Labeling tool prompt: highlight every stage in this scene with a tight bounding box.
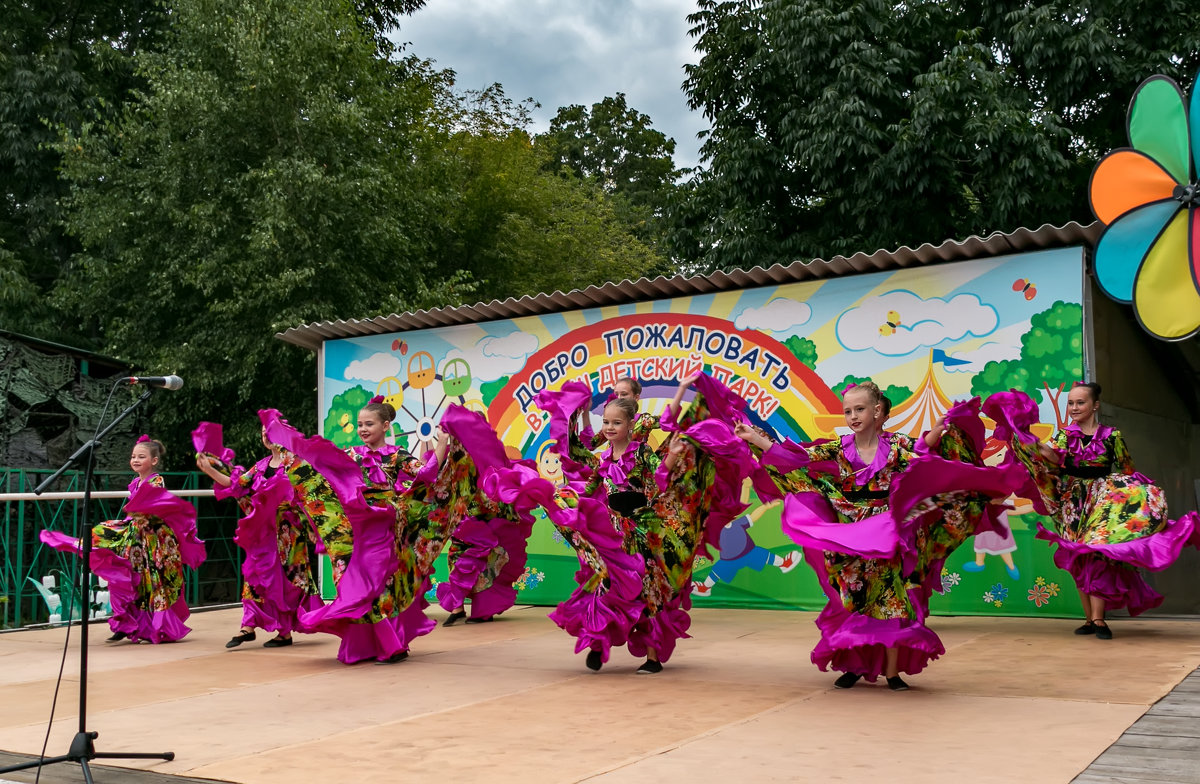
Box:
[1,606,1197,783]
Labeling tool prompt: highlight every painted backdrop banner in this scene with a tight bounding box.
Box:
[318,248,1087,617]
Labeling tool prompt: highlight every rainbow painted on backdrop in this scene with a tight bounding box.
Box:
[487,313,843,457]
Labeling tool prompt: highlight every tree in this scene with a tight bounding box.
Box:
[783,335,818,370]
[675,0,1200,272]
[970,301,1084,429]
[0,1,165,340]
[0,1,427,345]
[55,0,458,459]
[323,386,372,447]
[428,86,663,302]
[52,1,664,461]
[538,94,680,208]
[537,94,681,265]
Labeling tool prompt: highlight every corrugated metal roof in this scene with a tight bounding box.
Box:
[276,221,1103,352]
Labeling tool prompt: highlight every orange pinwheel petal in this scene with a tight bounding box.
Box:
[1089,149,1179,225]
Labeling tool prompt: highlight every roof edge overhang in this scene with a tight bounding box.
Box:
[277,221,1103,352]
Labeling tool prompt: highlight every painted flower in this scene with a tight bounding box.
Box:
[1089,72,1200,341]
[1028,583,1052,607]
[983,590,995,603]
[989,583,1009,603]
[515,567,545,591]
[941,569,961,593]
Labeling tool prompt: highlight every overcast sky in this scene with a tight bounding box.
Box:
[394,0,708,169]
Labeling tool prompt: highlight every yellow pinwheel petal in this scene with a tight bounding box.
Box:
[1133,209,1200,340]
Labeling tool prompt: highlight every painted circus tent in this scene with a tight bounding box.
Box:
[295,240,1099,617]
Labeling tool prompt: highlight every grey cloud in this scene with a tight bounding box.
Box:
[394,0,707,168]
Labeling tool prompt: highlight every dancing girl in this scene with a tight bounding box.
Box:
[985,382,1199,638]
[41,436,205,643]
[194,417,323,650]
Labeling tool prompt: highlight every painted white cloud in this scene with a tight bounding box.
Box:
[345,352,403,382]
[734,298,813,333]
[836,290,998,356]
[446,332,540,383]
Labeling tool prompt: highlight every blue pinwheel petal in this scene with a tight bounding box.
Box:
[1093,200,1180,303]
[1191,70,1200,179]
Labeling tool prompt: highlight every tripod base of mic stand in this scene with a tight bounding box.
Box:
[0,731,174,784]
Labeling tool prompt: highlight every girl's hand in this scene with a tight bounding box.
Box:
[432,426,450,464]
[924,416,946,449]
[734,421,770,449]
[1037,440,1061,464]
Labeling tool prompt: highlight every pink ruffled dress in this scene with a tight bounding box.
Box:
[41,473,205,643]
[984,391,1200,615]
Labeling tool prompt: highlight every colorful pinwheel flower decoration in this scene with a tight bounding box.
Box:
[1089,73,1200,341]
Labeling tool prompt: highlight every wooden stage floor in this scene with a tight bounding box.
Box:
[1,606,1198,783]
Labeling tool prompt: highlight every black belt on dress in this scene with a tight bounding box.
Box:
[842,488,889,501]
[1061,464,1110,479]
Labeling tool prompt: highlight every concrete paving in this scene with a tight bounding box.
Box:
[0,606,1197,783]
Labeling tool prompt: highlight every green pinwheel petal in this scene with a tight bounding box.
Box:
[1094,200,1179,303]
[1129,76,1190,184]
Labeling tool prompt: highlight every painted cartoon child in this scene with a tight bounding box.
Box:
[694,494,799,596]
[962,506,1020,580]
[537,440,565,488]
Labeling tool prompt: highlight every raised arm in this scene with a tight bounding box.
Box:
[734,421,772,451]
[664,374,697,421]
[196,454,233,488]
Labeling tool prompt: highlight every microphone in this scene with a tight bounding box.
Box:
[125,375,184,391]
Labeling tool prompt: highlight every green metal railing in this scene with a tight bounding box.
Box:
[0,469,241,629]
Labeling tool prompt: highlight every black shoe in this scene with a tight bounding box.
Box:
[585,649,603,671]
[834,672,861,689]
[225,630,256,649]
[887,676,910,691]
[1094,622,1113,640]
[374,650,409,665]
[263,636,293,648]
[442,610,466,627]
[636,659,663,674]
[105,632,127,643]
[464,615,494,624]
[1074,621,1096,635]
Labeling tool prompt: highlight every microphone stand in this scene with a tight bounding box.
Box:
[0,385,175,783]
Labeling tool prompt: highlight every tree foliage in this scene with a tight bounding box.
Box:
[536,93,681,267]
[675,0,1200,272]
[0,0,165,338]
[782,335,818,370]
[538,94,680,207]
[970,301,1084,428]
[429,86,661,302]
[55,0,464,456]
[42,0,664,461]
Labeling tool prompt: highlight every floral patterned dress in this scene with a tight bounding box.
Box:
[988,393,1200,615]
[757,398,1020,680]
[41,473,204,643]
[219,455,323,636]
[534,377,744,665]
[264,410,510,663]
